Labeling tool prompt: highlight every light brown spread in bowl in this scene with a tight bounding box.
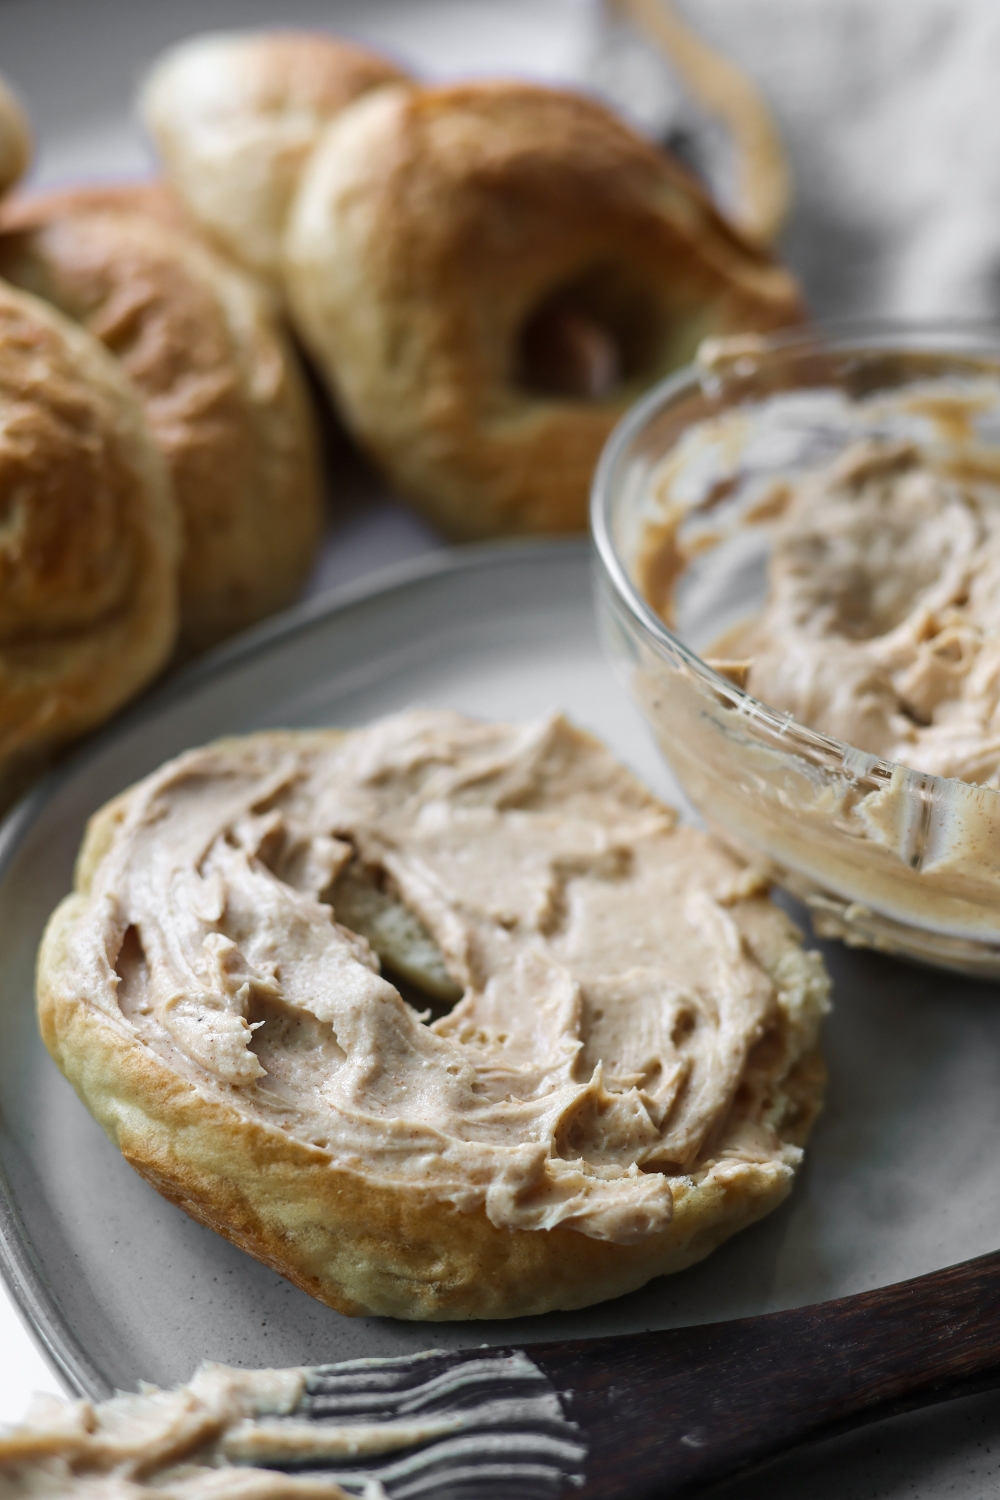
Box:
[713,439,1000,787]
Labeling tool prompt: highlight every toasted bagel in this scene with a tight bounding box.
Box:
[39,711,829,1319]
[0,186,324,653]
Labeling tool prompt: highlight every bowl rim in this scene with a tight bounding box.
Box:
[589,317,1000,796]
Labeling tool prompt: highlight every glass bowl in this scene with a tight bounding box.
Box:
[591,321,1000,978]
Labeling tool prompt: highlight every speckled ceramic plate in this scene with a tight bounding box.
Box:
[2,0,1000,1490]
[2,542,1000,1499]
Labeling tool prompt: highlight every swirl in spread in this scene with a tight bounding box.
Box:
[717,439,1000,787]
[66,712,826,1244]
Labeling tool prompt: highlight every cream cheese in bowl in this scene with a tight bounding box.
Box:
[592,324,1000,976]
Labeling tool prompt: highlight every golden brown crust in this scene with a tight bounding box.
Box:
[39,891,808,1319]
[0,77,30,199]
[227,31,409,115]
[141,31,411,282]
[1,180,194,234]
[0,281,178,804]
[0,186,324,653]
[38,723,828,1321]
[284,81,806,539]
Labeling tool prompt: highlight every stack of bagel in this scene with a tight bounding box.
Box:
[0,74,325,805]
[143,30,805,538]
[0,25,804,804]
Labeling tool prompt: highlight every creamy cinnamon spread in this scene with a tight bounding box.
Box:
[626,376,1000,967]
[60,711,826,1245]
[714,439,1000,787]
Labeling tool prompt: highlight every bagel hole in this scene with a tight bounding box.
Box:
[517,262,666,400]
[326,854,463,1021]
[382,965,457,1024]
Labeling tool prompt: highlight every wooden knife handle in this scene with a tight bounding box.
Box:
[531,1246,1000,1497]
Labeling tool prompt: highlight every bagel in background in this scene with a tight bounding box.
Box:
[0,281,177,806]
[283,82,805,538]
[0,185,325,654]
[2,179,195,232]
[0,77,30,199]
[141,31,411,285]
[38,711,829,1320]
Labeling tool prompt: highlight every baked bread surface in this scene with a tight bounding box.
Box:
[0,280,177,805]
[38,711,829,1320]
[283,81,806,538]
[0,77,30,198]
[141,31,411,282]
[0,186,324,653]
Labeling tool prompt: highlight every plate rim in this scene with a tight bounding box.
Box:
[0,535,591,1398]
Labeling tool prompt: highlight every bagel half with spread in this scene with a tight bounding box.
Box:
[140,31,411,285]
[38,710,829,1320]
[0,185,324,655]
[0,280,177,805]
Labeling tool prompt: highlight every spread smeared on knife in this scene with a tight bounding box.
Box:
[0,1351,586,1498]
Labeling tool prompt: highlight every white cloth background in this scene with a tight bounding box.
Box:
[596,0,1000,321]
